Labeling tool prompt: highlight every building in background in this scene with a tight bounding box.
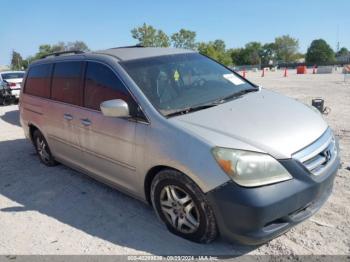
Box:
[337,54,350,63]
[0,65,10,72]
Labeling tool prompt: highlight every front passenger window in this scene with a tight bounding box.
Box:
[84,62,135,112]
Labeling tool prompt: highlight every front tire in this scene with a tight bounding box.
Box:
[151,169,218,243]
[33,130,57,166]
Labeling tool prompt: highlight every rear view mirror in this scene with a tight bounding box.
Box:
[100,99,129,117]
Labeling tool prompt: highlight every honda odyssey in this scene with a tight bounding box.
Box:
[19,47,340,244]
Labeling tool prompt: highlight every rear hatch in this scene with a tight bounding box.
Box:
[5,78,22,90]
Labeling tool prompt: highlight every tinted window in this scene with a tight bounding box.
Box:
[25,64,52,98]
[2,72,25,80]
[51,62,83,105]
[84,62,132,111]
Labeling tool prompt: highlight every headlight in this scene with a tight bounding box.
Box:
[212,147,292,187]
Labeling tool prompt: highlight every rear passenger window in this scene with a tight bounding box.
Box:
[84,62,132,111]
[51,62,83,105]
[25,64,52,98]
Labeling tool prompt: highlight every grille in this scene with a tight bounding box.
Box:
[292,128,337,176]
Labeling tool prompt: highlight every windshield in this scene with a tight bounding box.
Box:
[1,72,24,80]
[121,53,256,116]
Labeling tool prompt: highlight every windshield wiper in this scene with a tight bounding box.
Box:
[216,88,258,103]
[164,88,258,117]
[164,103,218,117]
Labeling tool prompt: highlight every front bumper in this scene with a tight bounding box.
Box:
[206,157,340,245]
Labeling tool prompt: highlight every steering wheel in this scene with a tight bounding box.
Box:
[191,78,206,88]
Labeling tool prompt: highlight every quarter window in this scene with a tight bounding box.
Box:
[51,61,83,105]
[25,64,52,98]
[84,62,132,111]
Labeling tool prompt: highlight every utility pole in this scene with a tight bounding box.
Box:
[336,25,340,53]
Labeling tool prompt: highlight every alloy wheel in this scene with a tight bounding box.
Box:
[160,185,200,234]
[36,137,50,164]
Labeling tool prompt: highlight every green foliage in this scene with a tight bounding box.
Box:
[66,41,90,52]
[294,52,305,61]
[10,50,26,70]
[336,47,349,57]
[228,48,242,65]
[198,40,232,66]
[229,42,262,65]
[274,35,299,62]
[171,29,197,49]
[131,23,170,47]
[129,24,303,66]
[260,43,276,65]
[21,41,90,67]
[306,39,335,64]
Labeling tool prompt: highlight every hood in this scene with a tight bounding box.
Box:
[171,89,328,159]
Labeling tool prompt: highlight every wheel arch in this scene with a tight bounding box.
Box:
[144,165,188,205]
[28,123,40,142]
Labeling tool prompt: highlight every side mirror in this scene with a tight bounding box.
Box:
[100,99,129,118]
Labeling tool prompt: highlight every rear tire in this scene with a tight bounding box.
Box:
[33,130,58,166]
[151,169,218,243]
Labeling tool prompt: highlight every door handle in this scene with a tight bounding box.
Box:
[80,118,91,126]
[64,113,73,121]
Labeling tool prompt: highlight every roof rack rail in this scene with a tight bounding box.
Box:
[109,44,145,49]
[41,50,85,59]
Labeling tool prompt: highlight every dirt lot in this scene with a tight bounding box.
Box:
[0,70,349,256]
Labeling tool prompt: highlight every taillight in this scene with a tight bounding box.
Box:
[9,82,16,87]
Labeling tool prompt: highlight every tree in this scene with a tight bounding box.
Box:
[260,43,276,65]
[228,48,242,65]
[306,39,335,64]
[198,40,232,66]
[24,41,90,66]
[131,23,170,47]
[66,41,90,52]
[171,29,197,49]
[212,39,226,53]
[154,30,170,48]
[11,50,24,70]
[198,42,220,62]
[245,42,262,65]
[231,42,262,65]
[51,42,66,53]
[274,35,299,62]
[336,47,349,57]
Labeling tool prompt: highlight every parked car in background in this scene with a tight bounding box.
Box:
[19,47,340,245]
[0,80,16,105]
[0,71,25,102]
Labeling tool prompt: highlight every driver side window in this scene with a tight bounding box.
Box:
[84,62,132,111]
[84,62,146,120]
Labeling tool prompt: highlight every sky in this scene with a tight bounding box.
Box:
[1,0,349,65]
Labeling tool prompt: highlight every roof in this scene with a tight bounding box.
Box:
[94,47,195,61]
[31,47,197,66]
[0,70,25,74]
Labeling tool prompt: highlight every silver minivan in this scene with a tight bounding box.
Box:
[19,47,340,244]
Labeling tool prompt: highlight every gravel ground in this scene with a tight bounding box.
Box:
[0,70,349,256]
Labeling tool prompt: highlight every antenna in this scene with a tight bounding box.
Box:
[336,25,340,52]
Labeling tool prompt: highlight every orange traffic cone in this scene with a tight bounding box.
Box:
[284,67,288,77]
[242,67,246,78]
[312,65,316,74]
[261,68,265,77]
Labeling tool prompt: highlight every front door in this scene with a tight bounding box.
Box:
[76,62,138,192]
